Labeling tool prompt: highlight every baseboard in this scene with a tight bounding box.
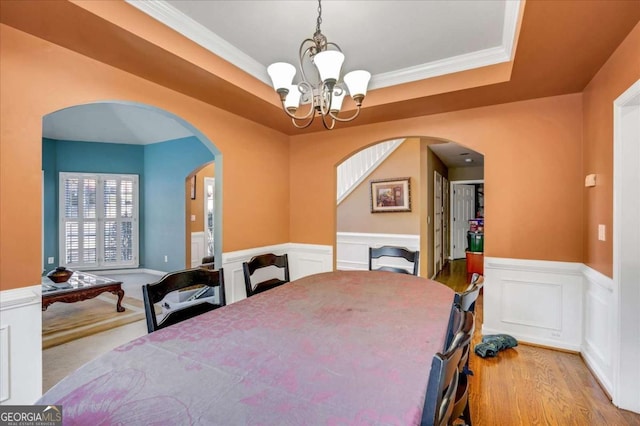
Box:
[91,268,166,276]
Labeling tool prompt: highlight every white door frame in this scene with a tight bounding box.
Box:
[612,79,640,412]
[434,171,443,274]
[204,177,215,257]
[450,180,483,259]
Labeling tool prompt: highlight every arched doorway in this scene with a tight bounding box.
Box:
[42,101,223,273]
[335,136,484,284]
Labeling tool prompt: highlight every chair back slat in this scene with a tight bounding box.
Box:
[142,268,225,333]
[243,253,290,297]
[368,246,420,276]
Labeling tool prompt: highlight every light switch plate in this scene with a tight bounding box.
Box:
[598,224,606,241]
[190,215,196,222]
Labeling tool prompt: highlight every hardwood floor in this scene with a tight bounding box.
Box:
[435,260,640,426]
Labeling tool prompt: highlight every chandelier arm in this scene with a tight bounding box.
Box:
[325,41,343,52]
[317,82,333,117]
[320,114,337,130]
[291,115,316,129]
[299,40,317,84]
[328,105,362,122]
[280,102,314,121]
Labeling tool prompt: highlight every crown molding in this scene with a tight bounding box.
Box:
[125,0,270,84]
[127,0,521,91]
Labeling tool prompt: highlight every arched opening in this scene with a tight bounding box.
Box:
[335,136,484,288]
[185,161,215,268]
[42,101,222,275]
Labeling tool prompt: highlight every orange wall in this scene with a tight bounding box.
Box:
[582,22,640,278]
[0,24,290,291]
[290,94,584,264]
[337,138,421,234]
[189,163,215,234]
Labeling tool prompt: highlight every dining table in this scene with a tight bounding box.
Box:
[38,270,455,425]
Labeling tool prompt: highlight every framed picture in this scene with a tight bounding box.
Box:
[370,177,411,213]
[190,175,197,200]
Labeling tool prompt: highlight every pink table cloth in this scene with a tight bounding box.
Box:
[38,270,454,425]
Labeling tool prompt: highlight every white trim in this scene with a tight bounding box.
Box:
[482,257,583,352]
[337,139,405,204]
[370,46,510,90]
[0,325,9,402]
[191,231,206,268]
[612,79,640,412]
[581,264,614,396]
[91,268,167,276]
[0,285,41,310]
[59,172,139,270]
[221,243,333,304]
[125,0,268,84]
[126,0,520,91]
[0,286,42,404]
[336,232,420,272]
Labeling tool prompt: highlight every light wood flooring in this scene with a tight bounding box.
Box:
[435,260,640,426]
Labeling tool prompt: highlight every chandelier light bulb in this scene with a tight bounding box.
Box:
[267,62,296,93]
[267,0,370,129]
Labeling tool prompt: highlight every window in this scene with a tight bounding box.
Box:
[59,172,139,269]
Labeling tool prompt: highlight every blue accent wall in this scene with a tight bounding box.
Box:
[143,137,214,271]
[42,136,213,272]
[42,139,145,271]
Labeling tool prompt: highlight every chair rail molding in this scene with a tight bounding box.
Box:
[0,285,42,405]
[482,257,583,352]
[336,232,420,272]
[222,243,332,304]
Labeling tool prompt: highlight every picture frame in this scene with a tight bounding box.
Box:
[370,177,411,213]
[190,175,197,200]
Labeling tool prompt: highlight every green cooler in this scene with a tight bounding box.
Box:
[467,231,484,252]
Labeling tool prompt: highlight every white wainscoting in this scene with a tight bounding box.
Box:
[582,265,615,396]
[221,243,333,304]
[336,232,420,272]
[190,231,206,267]
[482,257,584,352]
[0,285,42,405]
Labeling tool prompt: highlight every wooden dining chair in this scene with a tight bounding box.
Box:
[443,302,464,352]
[368,245,420,276]
[142,267,226,333]
[242,253,290,297]
[454,274,484,313]
[448,310,476,426]
[421,335,464,426]
[199,255,215,270]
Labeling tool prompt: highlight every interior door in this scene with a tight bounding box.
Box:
[452,184,475,259]
[434,171,443,274]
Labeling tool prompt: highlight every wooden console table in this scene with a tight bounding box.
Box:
[42,271,125,312]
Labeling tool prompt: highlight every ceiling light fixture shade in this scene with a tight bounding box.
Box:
[267,0,370,130]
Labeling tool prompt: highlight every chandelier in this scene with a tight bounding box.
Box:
[267,0,371,130]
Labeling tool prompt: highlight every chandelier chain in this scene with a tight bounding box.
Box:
[316,0,322,34]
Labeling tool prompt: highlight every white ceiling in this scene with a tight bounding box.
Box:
[429,142,484,168]
[128,0,519,90]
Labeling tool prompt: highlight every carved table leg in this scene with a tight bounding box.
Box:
[113,288,126,312]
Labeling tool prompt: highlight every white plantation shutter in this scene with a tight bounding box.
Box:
[60,173,138,269]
